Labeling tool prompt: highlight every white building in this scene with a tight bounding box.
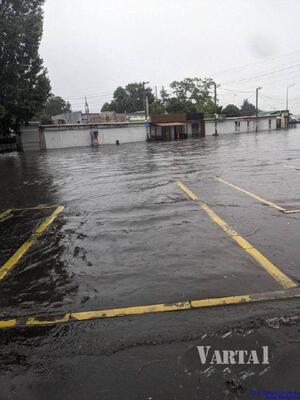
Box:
[205,115,277,136]
[19,122,147,151]
[19,115,280,152]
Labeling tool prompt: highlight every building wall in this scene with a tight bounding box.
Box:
[52,111,83,125]
[186,121,205,137]
[42,124,147,149]
[205,117,277,136]
[19,125,41,151]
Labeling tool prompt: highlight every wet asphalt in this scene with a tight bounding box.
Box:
[0,127,300,399]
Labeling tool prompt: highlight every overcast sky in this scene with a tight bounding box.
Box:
[40,0,300,113]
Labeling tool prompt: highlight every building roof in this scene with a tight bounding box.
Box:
[257,110,288,117]
[154,122,186,127]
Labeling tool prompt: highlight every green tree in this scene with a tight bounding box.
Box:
[164,77,216,116]
[44,95,71,117]
[240,98,256,116]
[0,0,51,136]
[101,82,155,113]
[160,87,170,105]
[166,98,197,113]
[222,104,241,117]
[101,102,112,112]
[150,100,165,115]
[34,95,71,124]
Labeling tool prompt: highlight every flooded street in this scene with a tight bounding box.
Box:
[0,128,300,399]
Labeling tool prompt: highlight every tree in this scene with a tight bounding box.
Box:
[222,104,241,117]
[240,98,256,116]
[150,100,165,115]
[164,77,216,116]
[165,98,197,113]
[102,78,218,116]
[101,83,155,114]
[34,95,71,124]
[0,0,51,136]
[44,95,71,117]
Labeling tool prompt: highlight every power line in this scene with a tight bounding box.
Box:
[212,47,300,78]
[222,62,300,85]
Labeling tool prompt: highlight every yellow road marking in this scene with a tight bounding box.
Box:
[12,205,59,211]
[0,209,12,221]
[0,288,299,329]
[284,209,300,214]
[177,180,199,201]
[26,314,70,326]
[0,319,17,329]
[0,206,64,281]
[284,164,300,171]
[72,301,191,321]
[176,180,297,289]
[34,206,64,235]
[215,177,286,212]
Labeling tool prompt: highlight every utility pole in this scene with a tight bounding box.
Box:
[85,96,89,114]
[142,81,150,140]
[286,84,295,128]
[255,87,262,133]
[286,84,295,111]
[145,96,150,120]
[213,82,220,136]
[142,81,150,119]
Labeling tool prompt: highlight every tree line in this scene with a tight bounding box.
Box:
[102,78,221,116]
[102,80,257,118]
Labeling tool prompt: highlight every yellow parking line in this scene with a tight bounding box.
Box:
[0,206,64,281]
[284,164,300,171]
[0,288,299,329]
[27,314,71,326]
[34,206,64,235]
[215,177,286,212]
[283,209,300,214]
[176,180,297,289]
[72,301,191,321]
[0,319,17,329]
[12,205,59,211]
[0,209,12,221]
[177,180,199,201]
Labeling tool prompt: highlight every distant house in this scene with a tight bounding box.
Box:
[150,112,205,141]
[127,111,147,122]
[52,111,83,125]
[257,110,289,129]
[52,111,127,125]
[82,112,127,124]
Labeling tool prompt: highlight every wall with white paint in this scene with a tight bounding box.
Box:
[41,123,147,149]
[205,117,277,136]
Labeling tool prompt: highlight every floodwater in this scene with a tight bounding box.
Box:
[0,127,300,319]
[1,128,300,400]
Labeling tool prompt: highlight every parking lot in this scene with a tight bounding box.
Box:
[0,128,300,399]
